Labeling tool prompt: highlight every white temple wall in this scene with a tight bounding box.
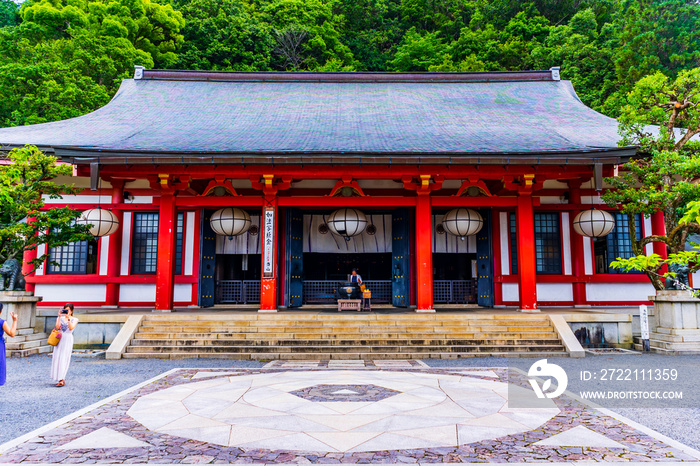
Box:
[35,284,107,302]
[586,283,656,302]
[500,283,574,303]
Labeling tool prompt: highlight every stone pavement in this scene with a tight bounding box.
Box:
[1,363,699,464]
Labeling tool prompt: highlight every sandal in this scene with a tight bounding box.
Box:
[56,380,65,387]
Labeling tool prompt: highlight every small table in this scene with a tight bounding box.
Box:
[362,290,372,311]
[337,299,362,312]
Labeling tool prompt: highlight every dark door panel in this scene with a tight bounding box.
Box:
[392,208,410,307]
[286,208,304,307]
[199,209,216,307]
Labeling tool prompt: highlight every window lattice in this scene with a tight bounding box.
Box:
[595,213,642,274]
[131,213,159,275]
[509,213,518,274]
[511,213,562,274]
[47,238,97,275]
[174,213,184,275]
[534,213,562,274]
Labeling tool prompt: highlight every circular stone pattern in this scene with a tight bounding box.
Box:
[127,370,559,453]
[290,384,401,402]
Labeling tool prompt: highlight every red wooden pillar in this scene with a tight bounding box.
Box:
[105,181,124,306]
[415,194,434,312]
[21,216,37,293]
[651,211,667,258]
[155,192,177,311]
[568,182,587,305]
[260,197,278,312]
[516,193,538,311]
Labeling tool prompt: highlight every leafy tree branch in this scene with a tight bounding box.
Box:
[0,145,92,273]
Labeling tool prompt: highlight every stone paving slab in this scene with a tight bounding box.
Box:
[262,360,429,369]
[1,366,699,464]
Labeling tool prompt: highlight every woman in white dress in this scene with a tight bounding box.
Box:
[51,303,78,387]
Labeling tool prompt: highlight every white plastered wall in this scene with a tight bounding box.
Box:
[119,284,192,303]
[35,284,107,302]
[586,283,655,302]
[500,283,573,303]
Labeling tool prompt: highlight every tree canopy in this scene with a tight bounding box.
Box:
[603,68,700,289]
[0,0,19,27]
[0,0,699,127]
[0,0,183,127]
[0,145,92,273]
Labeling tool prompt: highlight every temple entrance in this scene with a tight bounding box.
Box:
[199,209,262,307]
[432,209,493,306]
[302,253,392,304]
[285,209,405,307]
[215,254,261,304]
[433,253,478,304]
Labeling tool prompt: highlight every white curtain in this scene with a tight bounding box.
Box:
[432,214,477,253]
[215,215,261,254]
[303,214,392,253]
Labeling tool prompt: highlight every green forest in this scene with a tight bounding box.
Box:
[0,0,699,128]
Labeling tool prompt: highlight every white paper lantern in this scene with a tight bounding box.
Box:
[442,208,483,238]
[326,208,368,240]
[573,209,615,238]
[77,208,119,237]
[210,207,251,238]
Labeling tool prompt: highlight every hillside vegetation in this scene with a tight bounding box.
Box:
[0,0,698,126]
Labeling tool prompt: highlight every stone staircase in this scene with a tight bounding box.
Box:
[5,330,53,357]
[633,334,700,355]
[123,313,568,359]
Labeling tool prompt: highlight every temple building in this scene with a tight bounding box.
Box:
[0,67,658,312]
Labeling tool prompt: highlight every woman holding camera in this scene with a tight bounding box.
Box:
[1,303,18,386]
[51,303,78,387]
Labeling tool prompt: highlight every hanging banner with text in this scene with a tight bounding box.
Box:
[262,206,275,278]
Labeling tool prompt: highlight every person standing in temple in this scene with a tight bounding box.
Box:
[350,268,362,285]
[1,303,18,386]
[51,303,79,387]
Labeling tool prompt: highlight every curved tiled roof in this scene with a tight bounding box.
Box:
[0,69,634,165]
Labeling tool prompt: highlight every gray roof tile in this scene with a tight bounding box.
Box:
[0,72,626,163]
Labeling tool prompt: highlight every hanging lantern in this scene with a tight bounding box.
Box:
[77,208,119,237]
[210,207,251,238]
[442,208,483,238]
[572,208,615,238]
[326,208,368,240]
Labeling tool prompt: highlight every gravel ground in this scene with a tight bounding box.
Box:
[0,355,264,444]
[1,354,698,454]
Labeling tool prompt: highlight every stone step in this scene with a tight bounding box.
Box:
[125,344,565,354]
[133,331,559,340]
[633,342,700,355]
[137,323,555,331]
[140,316,551,323]
[632,334,700,350]
[5,333,50,351]
[142,314,551,322]
[130,338,562,347]
[135,325,555,334]
[654,340,700,351]
[141,316,552,323]
[122,351,569,360]
[127,314,564,360]
[6,345,53,358]
[6,339,44,350]
[647,332,700,343]
[6,332,50,343]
